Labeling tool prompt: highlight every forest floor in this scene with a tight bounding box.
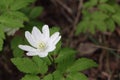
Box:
[0,0,120,80]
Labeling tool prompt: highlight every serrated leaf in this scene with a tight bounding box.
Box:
[93,20,107,32]
[10,0,35,10]
[11,36,25,57]
[75,20,89,35]
[43,71,63,80]
[0,26,5,39]
[55,48,76,73]
[7,11,29,21]
[43,74,53,80]
[0,38,3,51]
[67,58,98,72]
[32,56,48,74]
[66,72,88,80]
[0,0,14,11]
[29,6,43,19]
[0,15,24,28]
[11,57,40,74]
[99,0,108,3]
[83,0,98,8]
[89,21,95,34]
[106,19,115,32]
[112,13,120,25]
[21,74,40,80]
[52,71,63,80]
[55,47,76,63]
[0,25,5,51]
[98,4,115,13]
[91,11,108,20]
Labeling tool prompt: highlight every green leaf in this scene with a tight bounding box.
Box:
[21,74,40,80]
[67,58,98,72]
[66,72,88,80]
[106,19,115,32]
[52,71,63,80]
[11,36,25,57]
[11,57,40,74]
[99,0,108,3]
[43,74,53,80]
[29,6,43,19]
[83,0,98,8]
[10,0,35,10]
[91,11,108,20]
[75,20,89,35]
[0,26,5,39]
[43,71,63,80]
[89,21,95,34]
[56,48,76,73]
[0,15,24,28]
[98,4,115,13]
[0,38,3,51]
[112,13,120,25]
[32,56,48,74]
[0,26,5,51]
[93,20,107,32]
[0,0,14,11]
[55,47,76,63]
[7,11,29,21]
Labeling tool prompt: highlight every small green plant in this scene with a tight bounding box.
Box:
[0,0,36,51]
[76,0,120,34]
[11,25,98,80]
[0,0,99,80]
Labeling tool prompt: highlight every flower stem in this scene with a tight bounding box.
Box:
[48,55,53,64]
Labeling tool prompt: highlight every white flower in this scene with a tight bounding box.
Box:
[18,25,61,57]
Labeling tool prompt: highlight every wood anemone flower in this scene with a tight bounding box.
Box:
[18,25,61,57]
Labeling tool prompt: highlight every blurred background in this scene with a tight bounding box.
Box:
[0,0,120,80]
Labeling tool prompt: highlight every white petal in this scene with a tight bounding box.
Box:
[38,52,48,57]
[50,32,60,42]
[42,25,49,38]
[18,45,36,52]
[26,51,38,56]
[25,31,37,47]
[54,36,61,45]
[47,45,56,52]
[32,26,43,41]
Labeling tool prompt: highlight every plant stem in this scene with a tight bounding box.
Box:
[48,55,53,64]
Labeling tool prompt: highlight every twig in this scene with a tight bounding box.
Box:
[93,45,120,51]
[73,0,83,27]
[62,10,73,23]
[69,0,83,46]
[72,0,83,35]
[55,0,72,15]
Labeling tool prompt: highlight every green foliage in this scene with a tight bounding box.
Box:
[0,27,5,51]
[10,0,35,10]
[66,72,88,80]
[0,0,35,51]
[11,36,25,57]
[76,0,120,35]
[32,56,48,74]
[67,58,98,72]
[43,74,53,80]
[21,74,40,80]
[7,1,98,79]
[29,6,43,19]
[55,48,76,73]
[11,57,41,74]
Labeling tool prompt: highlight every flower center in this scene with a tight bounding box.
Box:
[38,41,47,51]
